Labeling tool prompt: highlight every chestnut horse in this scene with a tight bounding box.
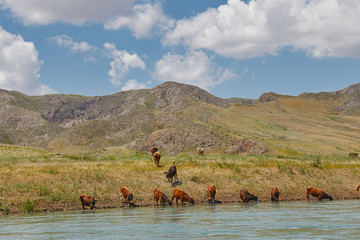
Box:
[150,146,161,167]
[207,185,216,204]
[120,187,135,207]
[270,187,280,202]
[172,188,195,206]
[306,186,333,201]
[153,189,172,206]
[80,194,96,210]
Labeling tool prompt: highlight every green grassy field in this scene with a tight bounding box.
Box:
[0,144,359,214]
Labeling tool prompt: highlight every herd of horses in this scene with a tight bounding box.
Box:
[79,147,360,210]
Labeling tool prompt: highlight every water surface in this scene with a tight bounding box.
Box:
[0,200,359,239]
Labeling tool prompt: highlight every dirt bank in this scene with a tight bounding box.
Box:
[0,154,359,214]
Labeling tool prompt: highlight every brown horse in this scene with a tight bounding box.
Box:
[150,146,158,153]
[150,146,161,167]
[349,152,358,157]
[270,187,280,202]
[172,188,195,206]
[240,189,258,203]
[306,186,333,201]
[207,185,216,203]
[164,161,178,182]
[357,184,360,191]
[153,189,172,206]
[120,187,135,207]
[80,194,96,210]
[197,148,205,156]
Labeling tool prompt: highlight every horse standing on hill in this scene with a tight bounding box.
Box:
[197,148,205,156]
[164,161,178,183]
[150,146,161,167]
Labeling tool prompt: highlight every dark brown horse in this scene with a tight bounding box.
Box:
[164,161,178,182]
[240,189,258,203]
[349,152,358,157]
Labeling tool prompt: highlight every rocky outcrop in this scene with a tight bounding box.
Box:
[335,83,360,115]
[257,92,277,103]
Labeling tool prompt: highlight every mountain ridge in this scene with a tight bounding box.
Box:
[0,81,359,155]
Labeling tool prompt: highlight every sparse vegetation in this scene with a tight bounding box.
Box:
[0,203,10,214]
[0,145,359,214]
[312,156,322,169]
[22,200,34,214]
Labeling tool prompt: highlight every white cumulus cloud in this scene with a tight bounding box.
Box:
[48,35,96,53]
[104,42,146,86]
[164,0,360,59]
[105,1,174,38]
[0,26,56,95]
[121,79,148,91]
[0,0,134,25]
[153,50,235,90]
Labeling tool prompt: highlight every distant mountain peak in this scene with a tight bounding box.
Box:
[336,82,360,115]
[152,81,234,108]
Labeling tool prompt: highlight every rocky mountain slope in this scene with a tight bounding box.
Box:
[0,82,359,155]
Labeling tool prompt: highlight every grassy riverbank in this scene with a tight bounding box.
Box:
[0,144,359,214]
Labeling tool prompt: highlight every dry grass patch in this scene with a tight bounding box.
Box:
[0,152,359,214]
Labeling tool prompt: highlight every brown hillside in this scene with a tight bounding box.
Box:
[0,81,359,155]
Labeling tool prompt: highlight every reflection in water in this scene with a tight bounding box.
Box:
[0,200,359,239]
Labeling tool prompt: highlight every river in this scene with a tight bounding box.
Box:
[0,200,359,239]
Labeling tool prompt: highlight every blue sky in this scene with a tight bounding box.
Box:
[0,0,360,99]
